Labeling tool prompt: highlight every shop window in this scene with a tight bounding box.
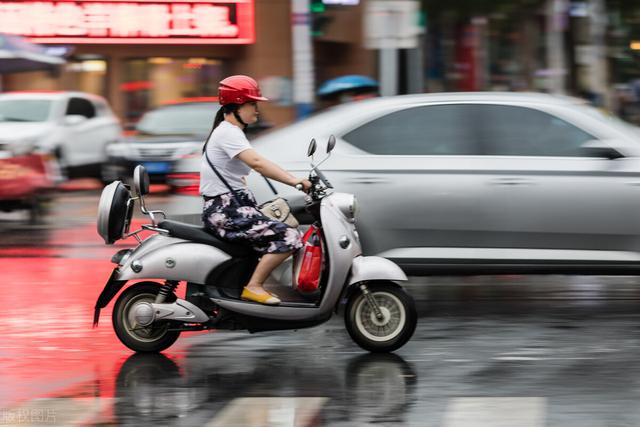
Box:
[122,58,222,124]
[65,59,107,98]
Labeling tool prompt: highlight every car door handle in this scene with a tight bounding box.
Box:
[346,177,390,185]
[626,181,640,186]
[489,177,535,186]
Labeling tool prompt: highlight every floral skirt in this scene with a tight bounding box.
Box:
[202,189,303,255]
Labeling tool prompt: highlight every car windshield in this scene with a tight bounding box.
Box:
[136,103,216,135]
[0,99,52,122]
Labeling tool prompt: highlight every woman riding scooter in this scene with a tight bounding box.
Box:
[201,75,311,305]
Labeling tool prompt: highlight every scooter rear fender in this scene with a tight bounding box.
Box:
[116,234,232,282]
[93,234,232,327]
[93,267,126,327]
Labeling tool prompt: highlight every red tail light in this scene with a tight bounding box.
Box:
[168,172,200,196]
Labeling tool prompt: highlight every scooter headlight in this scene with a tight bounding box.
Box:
[338,195,357,222]
[350,195,358,220]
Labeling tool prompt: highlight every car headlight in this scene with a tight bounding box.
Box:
[350,196,358,220]
[7,137,39,156]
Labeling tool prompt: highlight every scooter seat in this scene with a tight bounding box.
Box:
[158,220,256,257]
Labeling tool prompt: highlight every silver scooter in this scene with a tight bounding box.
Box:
[93,136,417,353]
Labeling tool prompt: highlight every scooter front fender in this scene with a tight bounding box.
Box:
[334,256,408,315]
[347,255,408,286]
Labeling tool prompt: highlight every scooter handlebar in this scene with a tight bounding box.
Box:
[313,167,333,189]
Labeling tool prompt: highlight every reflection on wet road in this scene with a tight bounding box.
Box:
[4,186,640,426]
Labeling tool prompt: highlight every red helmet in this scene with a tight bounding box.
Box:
[218,75,268,106]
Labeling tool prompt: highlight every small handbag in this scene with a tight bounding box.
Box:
[204,144,299,228]
[258,197,299,228]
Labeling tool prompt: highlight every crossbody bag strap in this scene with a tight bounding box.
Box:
[203,139,246,207]
[262,175,278,195]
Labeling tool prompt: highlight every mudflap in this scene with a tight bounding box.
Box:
[93,268,126,327]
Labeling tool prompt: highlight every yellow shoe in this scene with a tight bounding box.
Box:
[241,288,281,305]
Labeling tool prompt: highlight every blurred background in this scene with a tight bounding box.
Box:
[5,1,640,425]
[2,0,640,126]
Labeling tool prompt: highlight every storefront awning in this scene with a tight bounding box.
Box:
[0,33,65,74]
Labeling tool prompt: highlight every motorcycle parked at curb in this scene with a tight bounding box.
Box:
[93,136,417,353]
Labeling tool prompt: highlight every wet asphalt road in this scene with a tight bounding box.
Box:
[3,184,640,426]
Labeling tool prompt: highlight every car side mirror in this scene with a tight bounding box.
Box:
[64,115,87,126]
[581,140,625,160]
[133,165,150,196]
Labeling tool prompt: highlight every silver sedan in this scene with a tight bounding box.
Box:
[170,92,640,275]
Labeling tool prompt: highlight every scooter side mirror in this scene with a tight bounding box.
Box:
[327,135,336,153]
[133,165,150,197]
[307,138,317,157]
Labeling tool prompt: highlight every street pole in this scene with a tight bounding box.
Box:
[546,0,567,94]
[406,10,426,94]
[588,0,609,108]
[406,45,423,94]
[380,48,399,96]
[291,0,315,119]
[366,1,421,97]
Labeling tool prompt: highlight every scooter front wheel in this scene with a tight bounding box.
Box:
[345,282,417,353]
[112,282,181,353]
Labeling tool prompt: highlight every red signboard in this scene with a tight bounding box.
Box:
[0,0,254,44]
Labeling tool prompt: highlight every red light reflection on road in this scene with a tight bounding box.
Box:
[0,228,194,409]
[0,185,205,410]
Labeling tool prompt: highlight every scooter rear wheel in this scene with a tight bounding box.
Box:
[113,282,181,353]
[345,282,417,353]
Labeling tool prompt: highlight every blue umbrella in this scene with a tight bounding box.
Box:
[0,33,65,74]
[317,75,379,98]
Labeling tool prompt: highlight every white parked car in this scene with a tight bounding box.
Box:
[0,91,122,180]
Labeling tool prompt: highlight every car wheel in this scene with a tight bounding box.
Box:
[54,148,69,181]
[26,193,49,225]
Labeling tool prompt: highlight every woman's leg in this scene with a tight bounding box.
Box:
[245,251,291,293]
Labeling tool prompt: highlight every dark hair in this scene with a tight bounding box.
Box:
[213,103,240,130]
[203,104,241,153]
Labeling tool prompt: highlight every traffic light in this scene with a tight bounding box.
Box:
[310,0,331,37]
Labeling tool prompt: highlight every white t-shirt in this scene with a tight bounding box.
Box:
[199,121,252,197]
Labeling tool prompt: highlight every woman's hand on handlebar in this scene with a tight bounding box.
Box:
[295,179,312,193]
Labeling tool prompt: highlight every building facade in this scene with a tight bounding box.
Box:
[3,0,640,125]
[1,0,302,127]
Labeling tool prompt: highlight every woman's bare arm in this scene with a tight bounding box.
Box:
[237,149,300,186]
